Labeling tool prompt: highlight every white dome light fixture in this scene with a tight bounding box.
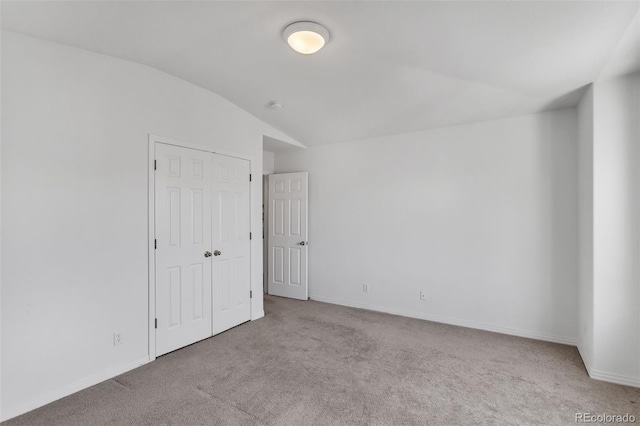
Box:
[283,21,330,55]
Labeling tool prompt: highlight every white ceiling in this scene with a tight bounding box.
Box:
[2,1,639,146]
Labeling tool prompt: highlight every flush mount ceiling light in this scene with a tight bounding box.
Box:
[283,21,330,55]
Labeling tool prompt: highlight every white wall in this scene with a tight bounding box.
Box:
[262,151,275,292]
[263,150,275,175]
[0,28,3,424]
[0,31,296,420]
[591,72,640,385]
[275,109,579,344]
[577,85,594,369]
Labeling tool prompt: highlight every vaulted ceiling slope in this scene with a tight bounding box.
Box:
[2,1,639,146]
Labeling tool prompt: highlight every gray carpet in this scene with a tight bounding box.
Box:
[4,295,639,425]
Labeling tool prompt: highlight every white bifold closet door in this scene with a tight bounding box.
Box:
[155,143,250,356]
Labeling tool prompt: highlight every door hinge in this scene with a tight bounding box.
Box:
[249,174,252,182]
[155,239,157,249]
[155,318,158,329]
[249,232,252,240]
[250,290,253,299]
[154,160,157,170]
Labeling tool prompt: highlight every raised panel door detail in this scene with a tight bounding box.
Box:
[220,165,229,183]
[219,259,230,311]
[168,266,181,328]
[191,159,203,179]
[234,166,243,184]
[290,180,301,192]
[289,248,301,286]
[219,191,230,242]
[274,199,285,236]
[274,180,285,193]
[192,263,204,320]
[168,188,181,247]
[234,192,242,241]
[230,257,239,310]
[290,198,301,236]
[168,156,181,177]
[235,257,245,307]
[273,246,284,284]
[191,189,203,245]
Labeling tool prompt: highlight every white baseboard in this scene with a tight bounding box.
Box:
[309,294,577,346]
[1,355,150,422]
[588,368,640,388]
[577,343,592,373]
[577,345,640,388]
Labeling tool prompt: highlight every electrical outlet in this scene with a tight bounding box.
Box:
[420,290,427,301]
[362,283,369,293]
[113,332,123,346]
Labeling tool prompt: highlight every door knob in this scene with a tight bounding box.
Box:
[213,250,222,256]
[204,251,212,258]
[299,241,308,246]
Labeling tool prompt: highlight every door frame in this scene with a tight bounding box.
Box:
[147,134,255,361]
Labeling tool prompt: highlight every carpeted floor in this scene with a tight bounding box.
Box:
[4,295,639,425]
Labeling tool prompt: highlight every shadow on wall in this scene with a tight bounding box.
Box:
[537,109,579,338]
[541,86,589,111]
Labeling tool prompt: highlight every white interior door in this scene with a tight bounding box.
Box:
[155,143,212,356]
[212,154,252,334]
[268,172,308,300]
